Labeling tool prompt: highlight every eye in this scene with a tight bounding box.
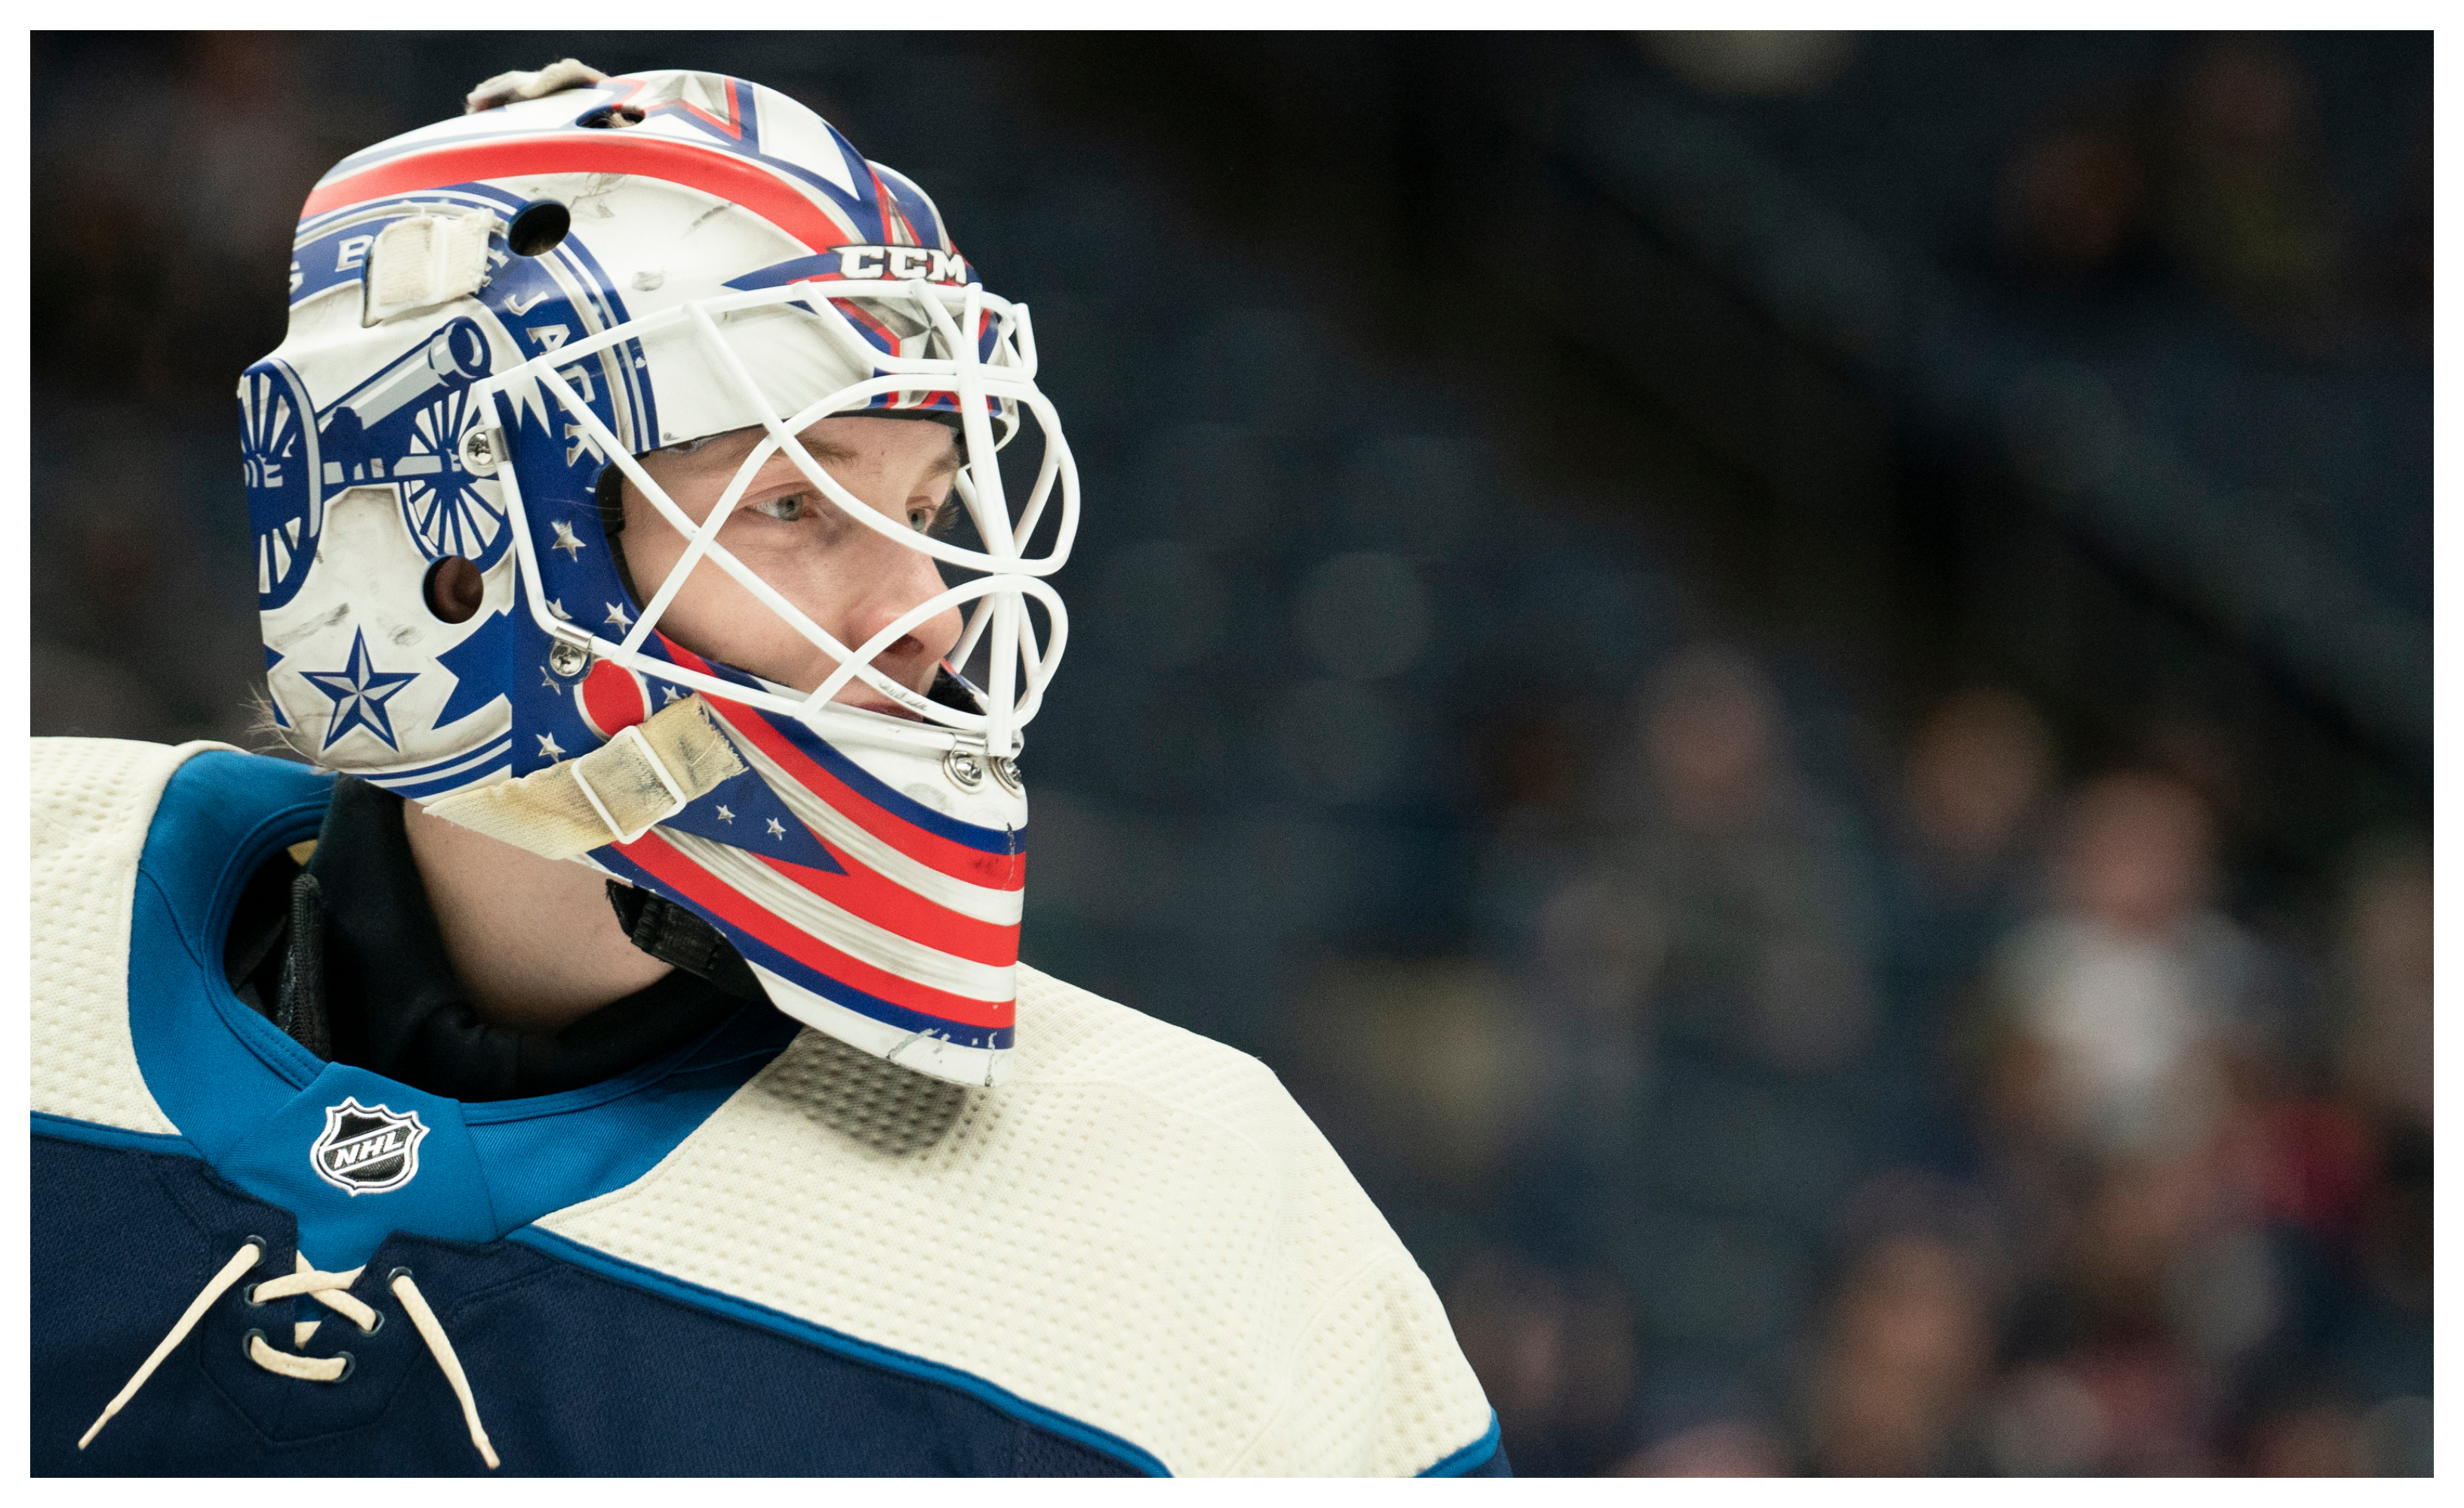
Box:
[907,503,940,534]
[753,491,811,522]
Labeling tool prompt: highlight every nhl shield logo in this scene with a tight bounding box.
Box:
[310,1097,428,1196]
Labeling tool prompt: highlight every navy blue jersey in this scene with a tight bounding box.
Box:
[30,739,1505,1476]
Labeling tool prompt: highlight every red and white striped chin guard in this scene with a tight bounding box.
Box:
[574,639,1030,1088]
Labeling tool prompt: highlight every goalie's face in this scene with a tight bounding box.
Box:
[618,416,966,718]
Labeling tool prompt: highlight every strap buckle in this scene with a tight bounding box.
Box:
[569,725,689,846]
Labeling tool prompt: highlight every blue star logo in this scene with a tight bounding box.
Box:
[300,629,419,751]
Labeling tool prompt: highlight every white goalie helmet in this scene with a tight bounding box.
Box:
[244,62,1077,1085]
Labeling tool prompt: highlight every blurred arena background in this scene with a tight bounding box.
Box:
[31,30,2432,1476]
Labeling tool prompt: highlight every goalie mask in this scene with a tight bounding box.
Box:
[244,66,1076,1088]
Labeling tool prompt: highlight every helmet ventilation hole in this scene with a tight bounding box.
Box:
[506,199,571,257]
[423,555,485,624]
[580,103,646,130]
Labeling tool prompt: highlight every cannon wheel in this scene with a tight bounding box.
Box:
[241,360,324,611]
[398,384,513,571]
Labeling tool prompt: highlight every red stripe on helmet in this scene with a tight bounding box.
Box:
[708,697,1026,891]
[758,845,1021,968]
[301,135,852,252]
[621,829,1017,1028]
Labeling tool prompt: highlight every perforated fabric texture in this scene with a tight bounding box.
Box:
[30,738,232,1134]
[537,964,1494,1476]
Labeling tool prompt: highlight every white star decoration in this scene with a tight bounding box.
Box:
[547,599,572,620]
[551,521,587,559]
[765,817,787,839]
[659,685,685,705]
[605,602,633,631]
[537,732,565,761]
[715,805,735,823]
[539,666,561,694]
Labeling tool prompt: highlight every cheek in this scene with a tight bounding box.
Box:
[621,528,683,601]
[618,486,696,591]
[622,527,772,658]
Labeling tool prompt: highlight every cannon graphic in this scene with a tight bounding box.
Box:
[242,315,510,611]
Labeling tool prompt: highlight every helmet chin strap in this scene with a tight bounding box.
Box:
[420,695,743,861]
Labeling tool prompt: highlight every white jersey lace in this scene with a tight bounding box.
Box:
[77,1238,500,1470]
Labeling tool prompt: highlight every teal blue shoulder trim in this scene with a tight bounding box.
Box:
[508,1226,1172,1477]
[1421,1413,1504,1476]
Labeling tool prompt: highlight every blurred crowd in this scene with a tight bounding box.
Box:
[1305,647,2432,1476]
[1993,33,2432,354]
[32,34,409,748]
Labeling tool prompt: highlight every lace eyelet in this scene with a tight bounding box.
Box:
[239,1236,274,1303]
[329,1352,357,1383]
[357,1310,384,1336]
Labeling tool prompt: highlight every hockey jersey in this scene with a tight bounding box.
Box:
[30,738,1505,1476]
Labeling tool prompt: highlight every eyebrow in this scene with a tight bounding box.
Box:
[793,432,966,478]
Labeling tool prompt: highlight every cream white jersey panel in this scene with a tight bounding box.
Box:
[537,965,1495,1476]
[29,737,232,1135]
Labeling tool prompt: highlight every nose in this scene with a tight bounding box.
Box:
[834,531,961,679]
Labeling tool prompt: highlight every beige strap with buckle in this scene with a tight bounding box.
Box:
[420,694,744,860]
